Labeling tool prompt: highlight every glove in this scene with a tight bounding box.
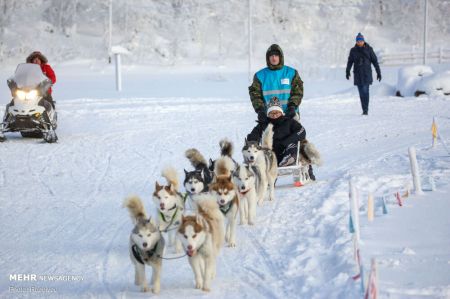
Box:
[346,72,350,80]
[257,110,268,123]
[286,105,297,119]
[377,73,382,82]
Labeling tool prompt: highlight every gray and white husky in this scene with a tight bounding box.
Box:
[153,167,185,253]
[242,123,278,203]
[233,163,263,225]
[124,196,165,294]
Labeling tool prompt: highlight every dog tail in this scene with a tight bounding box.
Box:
[219,139,233,157]
[214,156,234,177]
[162,166,179,191]
[185,148,208,170]
[262,123,274,150]
[303,140,323,166]
[196,195,225,252]
[123,196,147,222]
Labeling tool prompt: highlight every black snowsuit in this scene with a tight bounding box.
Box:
[246,116,306,164]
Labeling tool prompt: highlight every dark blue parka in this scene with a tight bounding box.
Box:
[346,43,381,86]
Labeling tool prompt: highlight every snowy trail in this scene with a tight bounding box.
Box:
[1,92,449,298]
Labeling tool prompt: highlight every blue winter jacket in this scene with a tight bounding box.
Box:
[346,43,381,86]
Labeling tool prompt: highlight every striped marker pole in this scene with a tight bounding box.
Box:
[349,179,360,242]
[364,258,378,299]
[408,146,424,195]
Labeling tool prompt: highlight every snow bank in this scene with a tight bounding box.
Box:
[396,65,433,97]
[416,70,450,97]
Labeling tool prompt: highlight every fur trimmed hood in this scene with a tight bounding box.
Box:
[26,51,48,64]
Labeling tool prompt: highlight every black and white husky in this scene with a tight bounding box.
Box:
[124,196,165,294]
[242,124,278,203]
[184,148,214,208]
[233,163,263,225]
[153,167,185,253]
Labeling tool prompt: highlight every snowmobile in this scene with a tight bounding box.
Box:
[0,63,58,143]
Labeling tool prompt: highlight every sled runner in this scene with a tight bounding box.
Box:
[277,141,314,187]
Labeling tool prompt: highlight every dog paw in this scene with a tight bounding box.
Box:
[141,286,150,292]
[152,287,160,294]
[228,242,236,248]
[195,282,203,289]
[248,221,254,226]
[202,287,211,292]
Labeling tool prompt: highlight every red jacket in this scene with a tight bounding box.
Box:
[40,64,56,95]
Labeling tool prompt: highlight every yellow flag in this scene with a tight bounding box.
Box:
[432,120,438,139]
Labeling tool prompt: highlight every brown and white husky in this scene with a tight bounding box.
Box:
[177,196,224,292]
[209,156,239,247]
[153,167,185,253]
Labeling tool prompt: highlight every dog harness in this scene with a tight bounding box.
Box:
[132,243,159,265]
[159,205,181,232]
[219,201,234,215]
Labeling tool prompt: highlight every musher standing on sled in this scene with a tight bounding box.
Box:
[248,44,303,122]
[247,44,315,180]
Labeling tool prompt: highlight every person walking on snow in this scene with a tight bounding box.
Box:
[249,44,304,123]
[346,33,381,115]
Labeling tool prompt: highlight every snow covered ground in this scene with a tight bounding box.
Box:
[0,63,449,298]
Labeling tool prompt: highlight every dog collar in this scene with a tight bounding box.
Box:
[240,189,250,195]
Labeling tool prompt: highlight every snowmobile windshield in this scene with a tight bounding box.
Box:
[13,63,48,90]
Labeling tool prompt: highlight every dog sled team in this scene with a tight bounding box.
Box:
[124,130,321,294]
[122,43,322,294]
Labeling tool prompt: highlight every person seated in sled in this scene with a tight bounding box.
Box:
[25,51,56,110]
[246,97,315,180]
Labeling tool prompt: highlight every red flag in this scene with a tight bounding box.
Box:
[395,192,402,207]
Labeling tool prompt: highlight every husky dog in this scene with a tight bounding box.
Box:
[124,196,165,294]
[210,157,239,247]
[299,139,322,181]
[242,124,278,203]
[153,167,185,253]
[208,139,239,173]
[232,163,263,225]
[184,148,214,209]
[177,196,224,292]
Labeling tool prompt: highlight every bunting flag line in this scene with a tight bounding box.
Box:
[381,196,388,214]
[431,117,438,148]
[367,193,374,221]
[395,192,403,207]
[349,214,355,233]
